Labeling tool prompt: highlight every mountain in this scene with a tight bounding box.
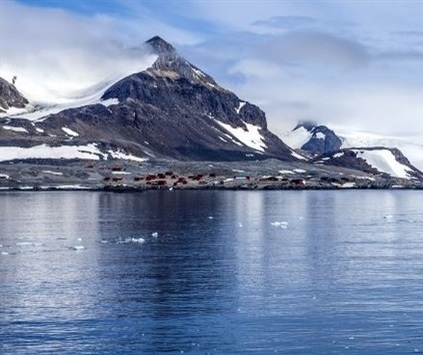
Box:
[0,77,29,113]
[282,121,342,155]
[1,36,422,189]
[282,120,423,173]
[313,147,423,181]
[338,129,423,172]
[0,36,298,162]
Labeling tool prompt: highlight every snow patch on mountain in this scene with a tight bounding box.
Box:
[315,132,325,140]
[338,129,423,172]
[291,150,308,160]
[0,143,106,161]
[353,149,413,179]
[2,125,28,133]
[281,126,311,149]
[235,101,246,114]
[0,105,33,118]
[62,127,79,137]
[215,119,267,152]
[107,149,148,162]
[2,55,157,121]
[0,144,147,162]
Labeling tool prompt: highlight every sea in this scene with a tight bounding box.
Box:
[1,190,423,354]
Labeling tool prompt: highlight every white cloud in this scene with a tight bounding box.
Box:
[0,1,175,102]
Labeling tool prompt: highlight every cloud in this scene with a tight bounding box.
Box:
[254,31,369,70]
[252,16,317,29]
[0,1,197,102]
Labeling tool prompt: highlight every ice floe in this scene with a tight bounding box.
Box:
[270,221,289,229]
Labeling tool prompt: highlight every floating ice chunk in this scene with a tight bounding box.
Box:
[70,245,85,251]
[77,238,82,241]
[151,232,158,238]
[238,222,243,228]
[270,221,289,229]
[1,251,9,255]
[208,216,214,220]
[117,237,146,244]
[16,242,43,246]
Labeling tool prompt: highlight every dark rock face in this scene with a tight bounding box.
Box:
[40,36,296,161]
[0,77,28,112]
[295,121,342,155]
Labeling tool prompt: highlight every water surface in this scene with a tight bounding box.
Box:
[1,190,423,354]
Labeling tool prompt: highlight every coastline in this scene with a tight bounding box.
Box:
[1,158,422,192]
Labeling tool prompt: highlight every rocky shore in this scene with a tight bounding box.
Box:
[1,158,422,192]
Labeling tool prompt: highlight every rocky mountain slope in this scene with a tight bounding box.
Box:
[283,121,342,155]
[0,36,297,162]
[313,147,423,180]
[282,121,423,178]
[0,77,29,113]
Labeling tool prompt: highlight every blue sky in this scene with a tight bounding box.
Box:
[2,0,423,135]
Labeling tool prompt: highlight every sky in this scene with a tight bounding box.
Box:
[1,0,423,136]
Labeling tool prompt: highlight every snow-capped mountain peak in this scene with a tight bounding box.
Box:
[144,36,221,90]
[145,36,177,56]
[282,121,342,155]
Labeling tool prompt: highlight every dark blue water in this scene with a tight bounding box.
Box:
[1,190,423,354]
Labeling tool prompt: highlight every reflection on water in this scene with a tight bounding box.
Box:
[1,190,423,354]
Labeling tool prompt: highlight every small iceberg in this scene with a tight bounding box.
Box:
[70,245,85,251]
[16,242,43,246]
[270,221,289,229]
[151,232,158,238]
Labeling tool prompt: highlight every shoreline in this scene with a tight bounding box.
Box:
[1,158,422,192]
[1,184,422,192]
